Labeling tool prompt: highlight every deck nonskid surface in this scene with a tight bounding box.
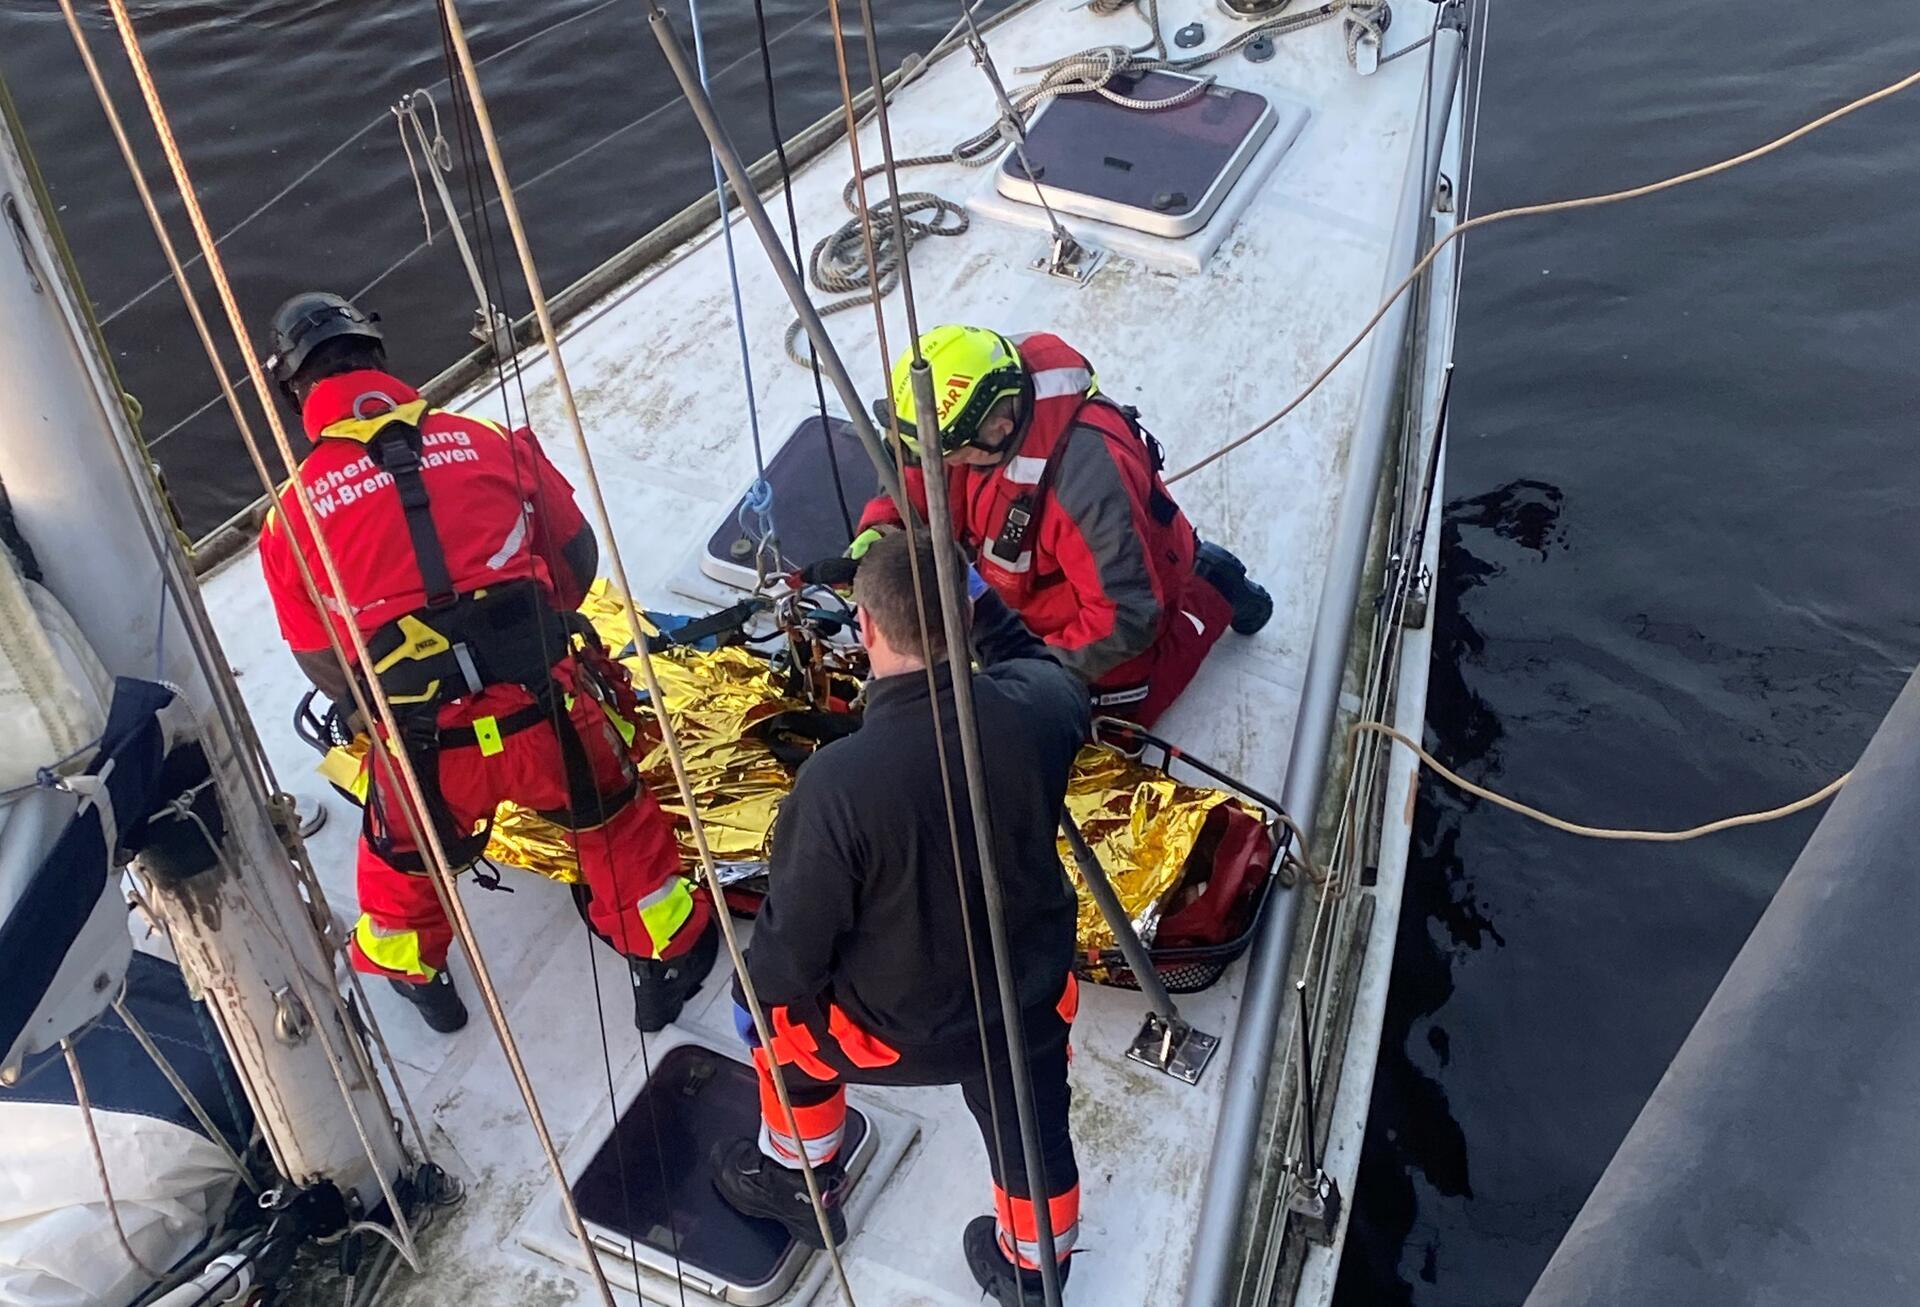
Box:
[201,0,1429,1298]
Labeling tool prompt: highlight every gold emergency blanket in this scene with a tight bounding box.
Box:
[486,582,802,879]
[1057,745,1258,952]
[325,582,1255,951]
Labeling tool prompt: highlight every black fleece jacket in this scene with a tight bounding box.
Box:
[746,590,1091,1054]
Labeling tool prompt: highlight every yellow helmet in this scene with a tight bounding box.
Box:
[884,325,1031,457]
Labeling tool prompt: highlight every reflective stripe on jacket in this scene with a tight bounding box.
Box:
[859,334,1198,683]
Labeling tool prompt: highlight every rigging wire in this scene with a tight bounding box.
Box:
[820,1,1032,1288]
[438,1,859,1294]
[1167,59,1920,484]
[93,3,618,1298]
[422,6,691,1294]
[56,0,438,1176]
[688,0,780,588]
[111,994,258,1191]
[748,0,854,538]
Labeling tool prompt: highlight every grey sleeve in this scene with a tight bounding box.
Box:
[1045,424,1163,682]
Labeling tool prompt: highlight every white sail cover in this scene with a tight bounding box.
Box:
[0,1101,240,1307]
[0,543,108,791]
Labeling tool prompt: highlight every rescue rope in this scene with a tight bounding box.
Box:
[437,1,861,1291]
[1355,721,1850,843]
[1167,60,1920,483]
[62,1040,165,1280]
[57,0,438,1185]
[92,1,607,1296]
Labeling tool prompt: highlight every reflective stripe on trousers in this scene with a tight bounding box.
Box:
[633,876,696,958]
[994,1182,1081,1269]
[351,914,434,981]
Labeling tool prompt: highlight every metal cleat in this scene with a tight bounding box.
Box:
[1029,230,1106,286]
[1126,1012,1220,1085]
[1285,1168,1343,1245]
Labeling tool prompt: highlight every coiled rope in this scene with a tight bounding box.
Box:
[785,0,1384,366]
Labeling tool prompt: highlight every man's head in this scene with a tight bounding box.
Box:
[883,324,1031,466]
[852,529,963,677]
[264,291,387,409]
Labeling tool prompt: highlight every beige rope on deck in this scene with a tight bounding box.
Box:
[1167,63,1920,484]
[1353,721,1849,843]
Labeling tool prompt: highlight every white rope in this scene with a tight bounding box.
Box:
[63,1040,165,1280]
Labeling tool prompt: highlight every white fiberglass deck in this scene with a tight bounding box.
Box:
[201,1,1439,1301]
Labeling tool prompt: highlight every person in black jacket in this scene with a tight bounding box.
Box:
[712,529,1089,1304]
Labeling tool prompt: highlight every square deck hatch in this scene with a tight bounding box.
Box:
[570,1042,875,1304]
[703,414,881,591]
[996,71,1278,238]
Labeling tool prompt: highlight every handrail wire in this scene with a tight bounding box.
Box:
[438,0,859,1292]
[1168,60,1920,484]
[821,5,1039,1302]
[826,3,1066,1298]
[56,0,441,1213]
[93,2,615,1298]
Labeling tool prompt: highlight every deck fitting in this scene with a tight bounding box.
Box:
[1284,1169,1343,1245]
[1125,1013,1219,1085]
[1028,231,1106,285]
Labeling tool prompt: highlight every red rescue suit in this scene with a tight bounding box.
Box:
[259,370,709,981]
[859,334,1231,725]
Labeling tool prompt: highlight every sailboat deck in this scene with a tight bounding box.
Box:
[200,0,1437,1299]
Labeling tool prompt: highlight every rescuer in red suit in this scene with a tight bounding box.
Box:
[257,292,716,1035]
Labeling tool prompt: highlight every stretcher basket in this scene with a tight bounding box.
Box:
[1074,718,1295,995]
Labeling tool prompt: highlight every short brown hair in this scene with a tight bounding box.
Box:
[852,528,959,662]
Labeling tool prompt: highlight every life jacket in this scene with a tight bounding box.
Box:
[959,334,1197,636]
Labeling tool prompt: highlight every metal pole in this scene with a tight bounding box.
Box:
[910,362,1064,1305]
[645,5,906,514]
[399,94,507,355]
[1060,818,1178,1022]
[1182,26,1465,1305]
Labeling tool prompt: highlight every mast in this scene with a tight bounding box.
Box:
[0,89,405,1205]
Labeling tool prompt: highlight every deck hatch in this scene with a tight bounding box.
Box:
[570,1043,874,1304]
[703,413,880,592]
[996,71,1279,238]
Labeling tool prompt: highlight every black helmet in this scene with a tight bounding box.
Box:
[264,291,383,390]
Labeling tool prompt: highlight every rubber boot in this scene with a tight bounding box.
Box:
[387,971,467,1034]
[1193,540,1274,635]
[710,1138,848,1249]
[963,1214,1072,1305]
[629,916,719,1034]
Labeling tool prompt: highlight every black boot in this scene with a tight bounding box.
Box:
[963,1215,1072,1305]
[629,916,719,1034]
[387,971,467,1034]
[711,1138,848,1249]
[1193,541,1274,636]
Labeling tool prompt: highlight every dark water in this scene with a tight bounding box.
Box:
[0,0,956,532]
[5,0,1919,1302]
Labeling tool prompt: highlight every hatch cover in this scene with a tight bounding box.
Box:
[704,413,882,592]
[996,71,1279,239]
[570,1042,876,1304]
